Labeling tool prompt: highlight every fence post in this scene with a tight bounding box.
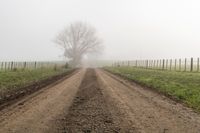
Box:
[148,60,150,68]
[157,60,158,69]
[190,57,193,72]
[162,59,165,70]
[13,62,15,70]
[8,62,10,70]
[175,59,177,71]
[141,60,142,68]
[35,61,37,69]
[138,60,140,67]
[1,62,3,70]
[184,58,187,72]
[150,60,152,68]
[16,62,18,69]
[146,60,148,69]
[136,60,137,67]
[24,62,26,70]
[142,60,143,68]
[179,59,181,71]
[170,59,172,71]
[5,62,7,71]
[9,62,11,70]
[159,60,161,69]
[197,58,199,72]
[166,59,168,70]
[144,60,149,68]
[11,61,13,70]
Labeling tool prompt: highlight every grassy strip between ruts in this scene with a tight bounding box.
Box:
[0,67,71,94]
[104,67,200,112]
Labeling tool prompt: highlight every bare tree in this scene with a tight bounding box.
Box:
[54,22,102,67]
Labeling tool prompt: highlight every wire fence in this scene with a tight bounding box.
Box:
[0,61,67,71]
[113,57,200,72]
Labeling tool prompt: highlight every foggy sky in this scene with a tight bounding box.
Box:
[0,0,200,61]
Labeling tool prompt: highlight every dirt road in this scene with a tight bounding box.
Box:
[0,68,200,133]
[97,69,200,133]
[0,69,86,133]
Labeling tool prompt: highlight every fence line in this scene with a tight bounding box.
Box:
[0,61,67,71]
[113,57,200,72]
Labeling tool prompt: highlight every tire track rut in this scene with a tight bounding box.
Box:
[62,69,124,132]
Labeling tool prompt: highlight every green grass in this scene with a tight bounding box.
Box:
[105,67,200,112]
[0,68,71,94]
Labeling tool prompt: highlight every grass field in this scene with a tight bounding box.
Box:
[105,66,200,112]
[0,67,71,93]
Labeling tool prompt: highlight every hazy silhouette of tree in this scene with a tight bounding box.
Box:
[54,22,102,67]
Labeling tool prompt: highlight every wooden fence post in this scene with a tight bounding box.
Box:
[11,61,13,70]
[159,60,161,69]
[136,60,137,67]
[142,60,144,68]
[13,62,15,70]
[175,59,177,71]
[197,58,199,72]
[179,59,181,71]
[24,62,26,70]
[146,60,148,69]
[184,58,187,72]
[35,62,37,69]
[191,57,193,72]
[138,60,140,67]
[5,62,7,71]
[170,59,172,71]
[1,62,3,70]
[162,59,165,70]
[8,62,10,70]
[150,60,152,68]
[157,60,159,69]
[166,59,168,70]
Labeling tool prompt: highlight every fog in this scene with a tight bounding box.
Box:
[0,0,200,61]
